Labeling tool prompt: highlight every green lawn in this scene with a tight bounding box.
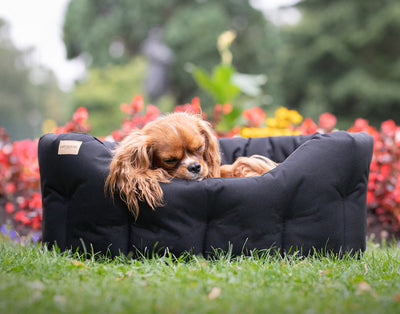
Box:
[1,239,399,314]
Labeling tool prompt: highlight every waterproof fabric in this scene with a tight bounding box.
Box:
[38,131,373,257]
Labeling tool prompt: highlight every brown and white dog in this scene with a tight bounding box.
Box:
[105,112,277,218]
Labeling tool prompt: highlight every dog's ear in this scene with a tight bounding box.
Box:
[105,131,169,219]
[197,118,221,177]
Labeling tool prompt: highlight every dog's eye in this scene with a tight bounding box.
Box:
[164,158,178,164]
[196,145,204,152]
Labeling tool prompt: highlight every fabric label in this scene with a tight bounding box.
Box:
[58,140,83,155]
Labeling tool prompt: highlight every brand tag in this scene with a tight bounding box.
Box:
[58,140,82,155]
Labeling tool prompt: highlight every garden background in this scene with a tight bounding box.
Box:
[1,0,400,242]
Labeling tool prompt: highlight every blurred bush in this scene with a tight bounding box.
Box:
[0,19,69,140]
[279,0,400,127]
[63,0,283,112]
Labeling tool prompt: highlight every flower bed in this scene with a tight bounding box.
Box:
[1,95,399,241]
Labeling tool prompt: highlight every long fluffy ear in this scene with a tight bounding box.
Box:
[197,118,221,177]
[105,131,170,219]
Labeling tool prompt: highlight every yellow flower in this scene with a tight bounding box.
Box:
[240,126,301,138]
[277,119,291,129]
[266,118,279,128]
[274,107,302,125]
[288,110,303,124]
[42,119,58,134]
[221,51,233,65]
[217,30,236,52]
[267,117,290,129]
[275,107,289,120]
[240,106,304,138]
[240,127,268,137]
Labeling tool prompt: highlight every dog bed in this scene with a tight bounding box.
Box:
[38,131,373,257]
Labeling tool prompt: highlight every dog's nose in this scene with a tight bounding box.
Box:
[187,162,201,174]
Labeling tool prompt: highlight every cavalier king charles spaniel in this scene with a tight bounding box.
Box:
[105,112,277,218]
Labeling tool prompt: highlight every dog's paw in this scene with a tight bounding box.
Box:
[221,155,278,178]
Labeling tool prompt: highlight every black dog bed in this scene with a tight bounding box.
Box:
[38,131,373,257]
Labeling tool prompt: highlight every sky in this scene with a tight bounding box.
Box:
[0,0,300,91]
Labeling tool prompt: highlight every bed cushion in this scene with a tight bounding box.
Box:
[38,131,373,257]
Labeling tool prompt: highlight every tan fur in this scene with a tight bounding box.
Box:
[105,113,220,219]
[220,155,278,178]
[105,112,277,219]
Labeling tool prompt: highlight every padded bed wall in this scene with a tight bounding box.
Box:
[39,131,373,257]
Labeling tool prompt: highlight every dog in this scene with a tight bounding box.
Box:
[105,112,277,218]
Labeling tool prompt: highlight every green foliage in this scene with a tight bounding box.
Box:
[72,57,147,136]
[190,62,268,131]
[192,64,240,105]
[62,0,400,126]
[0,19,68,140]
[280,0,400,126]
[63,0,283,107]
[1,239,400,313]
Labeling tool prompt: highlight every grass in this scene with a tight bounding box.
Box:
[1,239,400,314]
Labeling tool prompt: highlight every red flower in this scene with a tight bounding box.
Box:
[381,120,397,137]
[120,103,131,114]
[191,97,201,112]
[296,117,318,135]
[131,95,144,113]
[31,215,42,230]
[242,107,266,127]
[318,113,337,132]
[366,190,375,205]
[174,104,201,114]
[173,98,203,115]
[55,126,68,134]
[29,192,42,209]
[0,150,8,166]
[111,130,123,142]
[12,139,38,164]
[5,202,15,214]
[5,183,16,194]
[348,118,376,135]
[380,163,391,178]
[14,210,30,225]
[73,107,89,125]
[394,179,400,203]
[228,126,241,137]
[222,103,232,115]
[18,197,29,210]
[145,105,161,120]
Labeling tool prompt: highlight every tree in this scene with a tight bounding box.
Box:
[0,19,69,140]
[63,0,283,110]
[71,57,151,136]
[279,0,400,126]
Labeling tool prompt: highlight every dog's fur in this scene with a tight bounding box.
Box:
[105,112,277,218]
[220,155,278,178]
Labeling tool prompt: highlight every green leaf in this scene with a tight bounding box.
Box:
[191,64,240,104]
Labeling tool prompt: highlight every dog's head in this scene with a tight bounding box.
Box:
[146,112,220,180]
[105,112,221,218]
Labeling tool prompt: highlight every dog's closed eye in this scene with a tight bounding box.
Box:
[164,157,179,164]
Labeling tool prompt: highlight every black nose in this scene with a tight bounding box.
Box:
[187,162,201,174]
